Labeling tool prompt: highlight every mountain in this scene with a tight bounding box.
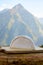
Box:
[39,18,43,30]
[0,4,43,46]
[39,18,43,24]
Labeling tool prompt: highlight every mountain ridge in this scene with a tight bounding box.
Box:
[0,4,43,46]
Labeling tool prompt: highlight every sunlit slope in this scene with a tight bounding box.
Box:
[39,18,43,24]
[0,4,43,46]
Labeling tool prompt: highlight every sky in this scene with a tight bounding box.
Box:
[0,0,43,18]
